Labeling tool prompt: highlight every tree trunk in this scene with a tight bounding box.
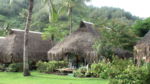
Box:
[69,7,73,34]
[23,0,34,76]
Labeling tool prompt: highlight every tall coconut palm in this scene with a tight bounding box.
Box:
[66,0,73,34]
[8,0,33,76]
[62,0,91,34]
[42,0,58,22]
[23,0,34,76]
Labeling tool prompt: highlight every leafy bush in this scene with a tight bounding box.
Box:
[107,57,134,78]
[108,61,150,84]
[90,57,150,84]
[6,62,34,72]
[73,70,85,77]
[73,67,87,77]
[78,67,87,74]
[36,61,68,73]
[109,65,148,84]
[132,17,150,37]
[36,61,48,72]
[91,57,135,79]
[94,19,137,59]
[91,61,117,79]
[0,29,6,36]
[85,70,97,77]
[91,60,111,78]
[0,64,5,71]
[73,67,97,77]
[6,63,23,72]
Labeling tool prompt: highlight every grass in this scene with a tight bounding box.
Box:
[0,71,108,84]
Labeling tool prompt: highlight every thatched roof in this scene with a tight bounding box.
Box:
[0,37,6,63]
[48,21,99,64]
[134,30,150,64]
[0,37,5,45]
[0,29,53,63]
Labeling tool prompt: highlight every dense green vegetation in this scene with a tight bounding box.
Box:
[0,71,108,84]
[36,61,68,73]
[0,0,150,84]
[0,29,5,36]
[0,0,143,52]
[0,0,139,37]
[94,19,137,59]
[132,17,150,37]
[73,57,150,84]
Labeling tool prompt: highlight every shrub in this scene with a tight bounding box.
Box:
[73,70,85,77]
[74,57,149,83]
[73,67,97,77]
[36,61,48,72]
[78,67,87,74]
[6,62,35,72]
[85,70,97,77]
[108,65,148,84]
[90,57,134,79]
[6,63,23,72]
[0,64,5,71]
[91,61,110,77]
[36,61,68,73]
[74,67,87,77]
[91,61,117,79]
[91,60,111,78]
[111,57,133,71]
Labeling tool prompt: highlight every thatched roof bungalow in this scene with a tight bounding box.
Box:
[48,21,99,66]
[134,31,150,65]
[0,29,53,63]
[0,37,6,62]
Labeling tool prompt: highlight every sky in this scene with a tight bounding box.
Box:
[86,0,150,18]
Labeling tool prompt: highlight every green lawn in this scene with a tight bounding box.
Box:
[0,71,108,84]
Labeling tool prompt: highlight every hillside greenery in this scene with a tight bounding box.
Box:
[0,0,139,37]
[1,0,150,83]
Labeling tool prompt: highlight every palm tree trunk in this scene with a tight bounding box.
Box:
[48,0,52,22]
[69,7,73,34]
[23,0,34,76]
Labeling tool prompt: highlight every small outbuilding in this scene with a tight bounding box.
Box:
[48,21,99,68]
[0,29,53,63]
[134,31,150,65]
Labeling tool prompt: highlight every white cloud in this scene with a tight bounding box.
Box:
[86,0,150,18]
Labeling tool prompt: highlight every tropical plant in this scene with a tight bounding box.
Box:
[132,17,150,37]
[94,19,137,59]
[36,61,68,73]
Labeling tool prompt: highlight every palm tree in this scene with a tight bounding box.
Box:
[23,0,34,76]
[8,0,33,76]
[42,0,58,22]
[23,0,60,76]
[63,0,91,34]
[8,0,58,76]
[66,0,73,34]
